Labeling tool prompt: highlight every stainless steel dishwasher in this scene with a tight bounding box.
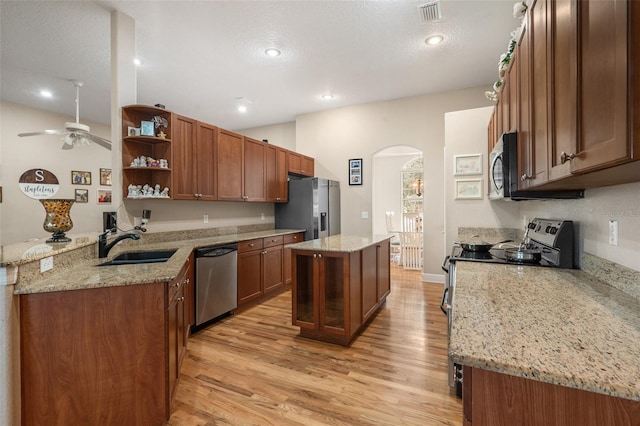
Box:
[194,243,238,327]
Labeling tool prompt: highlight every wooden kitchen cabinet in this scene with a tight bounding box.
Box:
[122,105,173,199]
[462,366,640,425]
[172,117,217,200]
[291,239,390,346]
[283,232,304,285]
[216,128,244,201]
[237,236,284,305]
[266,144,288,202]
[287,151,315,177]
[243,137,267,201]
[20,258,191,425]
[495,0,640,192]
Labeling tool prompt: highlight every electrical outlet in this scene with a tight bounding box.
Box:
[361,211,369,219]
[608,220,618,246]
[40,256,53,273]
[203,214,209,224]
[261,213,265,220]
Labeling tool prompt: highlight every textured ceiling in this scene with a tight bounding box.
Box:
[1,0,519,130]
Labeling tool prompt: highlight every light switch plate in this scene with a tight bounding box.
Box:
[40,256,53,272]
[361,211,369,219]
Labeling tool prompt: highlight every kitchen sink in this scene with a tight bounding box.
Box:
[97,249,178,266]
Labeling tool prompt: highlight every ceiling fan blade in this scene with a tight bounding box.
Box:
[18,129,68,137]
[85,133,112,151]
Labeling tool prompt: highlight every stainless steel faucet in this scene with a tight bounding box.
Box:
[98,231,140,258]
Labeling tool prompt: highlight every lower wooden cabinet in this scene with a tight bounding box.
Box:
[237,236,285,305]
[463,366,640,425]
[20,259,191,426]
[291,240,390,345]
[283,232,304,285]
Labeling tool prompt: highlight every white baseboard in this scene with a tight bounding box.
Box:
[422,273,445,284]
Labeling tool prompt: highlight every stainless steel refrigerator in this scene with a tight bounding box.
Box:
[275,177,340,241]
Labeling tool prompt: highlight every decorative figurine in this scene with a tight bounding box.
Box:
[161,187,170,197]
[153,184,161,197]
[158,131,167,139]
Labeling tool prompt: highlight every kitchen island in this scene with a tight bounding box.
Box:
[450,262,640,425]
[288,234,391,345]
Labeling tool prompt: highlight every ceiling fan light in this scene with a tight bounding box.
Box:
[265,48,281,57]
[322,93,334,100]
[238,105,247,113]
[40,90,53,98]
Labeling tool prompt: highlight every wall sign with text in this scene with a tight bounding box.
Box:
[19,168,60,199]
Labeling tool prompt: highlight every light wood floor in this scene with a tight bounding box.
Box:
[168,265,462,425]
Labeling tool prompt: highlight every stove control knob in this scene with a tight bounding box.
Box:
[528,222,537,229]
[545,226,552,233]
[535,224,542,231]
[550,227,558,235]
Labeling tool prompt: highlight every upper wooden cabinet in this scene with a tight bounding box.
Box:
[243,137,267,202]
[490,0,640,192]
[288,151,315,177]
[123,106,314,202]
[172,116,217,201]
[216,128,244,201]
[122,105,173,199]
[266,144,288,202]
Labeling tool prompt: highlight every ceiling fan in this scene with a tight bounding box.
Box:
[18,80,111,151]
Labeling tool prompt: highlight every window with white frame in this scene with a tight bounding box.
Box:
[401,156,423,214]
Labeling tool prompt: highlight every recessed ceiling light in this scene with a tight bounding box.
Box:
[265,48,281,57]
[321,93,334,100]
[133,58,141,66]
[238,105,247,113]
[425,35,444,45]
[40,90,53,98]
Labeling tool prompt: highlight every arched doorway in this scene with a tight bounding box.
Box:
[372,146,424,268]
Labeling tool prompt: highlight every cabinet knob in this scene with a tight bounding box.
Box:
[172,282,181,288]
[318,253,323,259]
[560,152,576,164]
[177,296,185,302]
[521,173,532,181]
[313,253,317,258]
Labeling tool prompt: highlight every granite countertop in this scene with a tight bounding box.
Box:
[287,234,391,253]
[449,262,640,402]
[14,229,303,295]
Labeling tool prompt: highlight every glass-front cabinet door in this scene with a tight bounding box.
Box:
[293,252,316,327]
[320,254,346,332]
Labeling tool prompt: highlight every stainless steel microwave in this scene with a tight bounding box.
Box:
[489,132,584,201]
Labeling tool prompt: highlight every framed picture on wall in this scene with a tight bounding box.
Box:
[349,158,362,186]
[454,154,483,175]
[97,189,112,204]
[71,170,91,185]
[100,168,112,186]
[455,179,483,200]
[74,188,89,203]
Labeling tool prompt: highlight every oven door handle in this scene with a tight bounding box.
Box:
[441,255,450,273]
[440,287,449,315]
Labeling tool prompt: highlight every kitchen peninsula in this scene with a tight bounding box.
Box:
[288,234,391,345]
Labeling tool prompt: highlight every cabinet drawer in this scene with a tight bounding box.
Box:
[284,232,304,245]
[263,235,284,248]
[238,238,263,252]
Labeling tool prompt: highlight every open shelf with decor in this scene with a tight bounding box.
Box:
[122,105,173,199]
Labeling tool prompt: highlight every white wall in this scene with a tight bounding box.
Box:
[1,101,112,245]
[518,182,640,271]
[294,86,494,278]
[238,121,296,151]
[444,107,520,250]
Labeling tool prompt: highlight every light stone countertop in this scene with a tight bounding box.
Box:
[449,261,640,402]
[14,229,303,295]
[286,234,391,252]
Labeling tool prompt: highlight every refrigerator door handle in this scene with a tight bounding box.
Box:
[320,212,327,232]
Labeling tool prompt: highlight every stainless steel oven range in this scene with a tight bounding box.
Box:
[440,218,576,397]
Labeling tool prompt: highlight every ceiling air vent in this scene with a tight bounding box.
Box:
[417,1,442,23]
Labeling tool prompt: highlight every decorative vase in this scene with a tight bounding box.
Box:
[40,199,75,243]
